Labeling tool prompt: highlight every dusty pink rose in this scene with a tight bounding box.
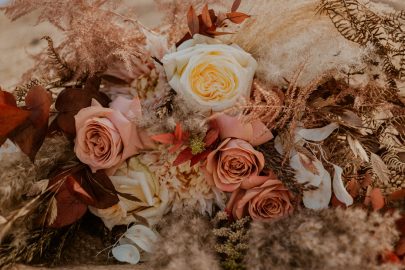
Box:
[214,113,273,146]
[226,175,294,221]
[74,96,151,173]
[204,138,265,192]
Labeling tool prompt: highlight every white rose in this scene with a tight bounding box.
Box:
[90,157,169,230]
[162,34,258,112]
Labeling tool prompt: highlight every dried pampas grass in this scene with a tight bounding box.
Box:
[246,208,400,270]
[0,136,72,213]
[149,211,221,270]
[230,0,368,86]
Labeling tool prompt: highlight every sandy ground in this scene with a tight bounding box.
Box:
[0,0,160,89]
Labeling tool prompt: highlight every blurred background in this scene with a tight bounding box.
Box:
[0,0,161,89]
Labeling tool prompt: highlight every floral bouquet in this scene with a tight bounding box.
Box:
[0,0,405,269]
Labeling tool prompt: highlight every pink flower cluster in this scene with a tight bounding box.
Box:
[203,114,294,221]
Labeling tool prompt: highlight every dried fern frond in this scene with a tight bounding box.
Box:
[2,0,148,78]
[318,0,405,80]
[239,80,283,129]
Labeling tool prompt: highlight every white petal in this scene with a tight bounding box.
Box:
[332,165,353,206]
[290,154,324,187]
[303,168,332,210]
[125,225,158,253]
[297,123,339,142]
[112,244,140,265]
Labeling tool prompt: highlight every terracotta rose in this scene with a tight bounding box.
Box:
[74,96,152,174]
[204,138,265,192]
[227,174,294,221]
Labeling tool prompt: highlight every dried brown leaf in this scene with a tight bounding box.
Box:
[187,6,199,35]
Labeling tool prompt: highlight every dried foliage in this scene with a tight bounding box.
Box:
[2,0,148,78]
[318,0,405,80]
[149,210,221,270]
[212,211,250,270]
[246,208,400,270]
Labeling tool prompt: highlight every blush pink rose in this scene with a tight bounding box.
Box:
[213,113,273,146]
[204,138,265,192]
[226,175,294,221]
[74,96,152,173]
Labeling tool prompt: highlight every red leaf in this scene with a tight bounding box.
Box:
[11,85,52,161]
[169,142,184,153]
[66,175,94,205]
[202,4,213,28]
[226,12,250,24]
[54,76,110,136]
[369,188,385,211]
[174,122,183,141]
[151,133,175,144]
[0,90,16,106]
[190,149,211,166]
[48,180,87,228]
[187,6,199,35]
[231,0,242,12]
[204,128,219,146]
[173,148,194,166]
[383,251,401,264]
[0,105,31,137]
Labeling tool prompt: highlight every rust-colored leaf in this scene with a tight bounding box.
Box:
[226,12,250,24]
[202,4,213,28]
[369,188,385,211]
[0,105,31,137]
[53,77,110,136]
[0,90,16,106]
[346,179,360,198]
[187,6,199,35]
[173,148,194,166]
[231,0,242,12]
[48,181,88,228]
[388,189,405,201]
[11,85,52,161]
[204,128,219,147]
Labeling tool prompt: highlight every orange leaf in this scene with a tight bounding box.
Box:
[204,128,219,146]
[169,142,183,153]
[231,0,242,12]
[369,188,385,211]
[226,12,250,24]
[0,105,31,137]
[202,4,213,28]
[187,6,199,35]
[346,179,360,198]
[151,133,175,144]
[174,122,183,141]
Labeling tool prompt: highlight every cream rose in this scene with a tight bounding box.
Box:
[89,157,169,230]
[162,34,258,112]
[74,96,151,174]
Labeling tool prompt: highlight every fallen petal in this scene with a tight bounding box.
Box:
[125,225,158,253]
[303,168,332,210]
[297,123,339,142]
[332,165,353,206]
[112,244,140,265]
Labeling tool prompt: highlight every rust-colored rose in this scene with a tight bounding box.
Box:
[227,175,294,221]
[74,96,151,174]
[204,138,265,192]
